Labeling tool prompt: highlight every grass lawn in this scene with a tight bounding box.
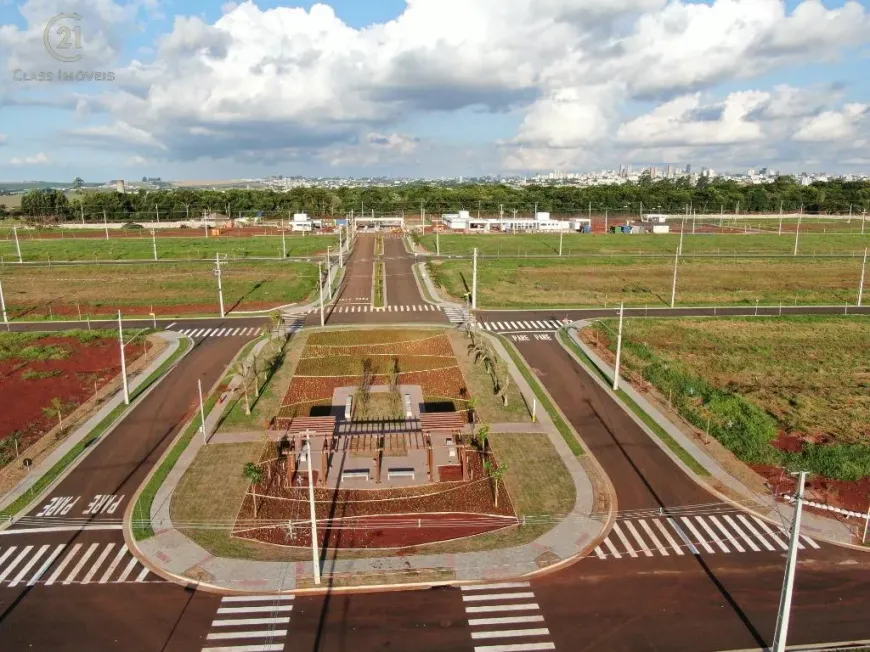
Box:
[448,330,530,423]
[0,232,336,261]
[418,232,870,257]
[217,332,308,433]
[429,256,868,309]
[0,260,318,317]
[586,316,870,480]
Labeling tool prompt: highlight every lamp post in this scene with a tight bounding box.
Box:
[151,229,158,261]
[0,277,8,325]
[304,432,321,585]
[338,226,343,266]
[326,246,333,300]
[118,310,129,405]
[772,471,809,652]
[13,227,22,263]
[858,248,867,307]
[613,302,624,391]
[214,253,226,318]
[471,247,478,310]
[670,249,679,308]
[318,261,325,327]
[198,378,207,445]
[103,210,109,241]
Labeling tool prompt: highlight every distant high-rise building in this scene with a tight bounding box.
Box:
[667,165,674,178]
[685,164,692,174]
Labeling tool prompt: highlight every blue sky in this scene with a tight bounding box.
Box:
[2,0,870,181]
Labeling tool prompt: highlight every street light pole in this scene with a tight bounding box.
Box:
[103,210,109,241]
[794,214,802,256]
[613,302,624,391]
[472,247,478,310]
[281,223,287,259]
[118,310,129,405]
[772,471,809,652]
[671,250,679,308]
[151,229,158,261]
[0,277,8,324]
[198,378,207,445]
[559,231,563,257]
[326,247,333,300]
[214,254,225,318]
[858,248,867,307]
[318,262,325,327]
[679,217,686,256]
[305,432,321,585]
[13,227,22,263]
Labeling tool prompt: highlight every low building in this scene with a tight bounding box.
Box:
[291,212,312,232]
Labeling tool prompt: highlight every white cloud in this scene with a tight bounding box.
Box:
[9,152,51,165]
[793,104,870,142]
[326,132,420,167]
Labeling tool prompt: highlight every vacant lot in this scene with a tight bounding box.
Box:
[584,316,870,495]
[0,330,130,465]
[430,257,867,308]
[0,232,336,261]
[419,232,869,257]
[0,260,318,318]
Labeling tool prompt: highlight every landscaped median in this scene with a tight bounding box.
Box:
[0,333,191,521]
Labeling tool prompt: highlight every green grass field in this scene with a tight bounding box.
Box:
[430,256,868,308]
[0,232,336,261]
[0,261,318,318]
[419,232,869,257]
[587,316,870,481]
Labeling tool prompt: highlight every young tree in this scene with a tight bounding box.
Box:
[475,423,490,451]
[484,460,508,509]
[496,362,512,407]
[243,462,265,517]
[43,397,64,433]
[232,361,252,415]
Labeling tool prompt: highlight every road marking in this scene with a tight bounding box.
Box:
[637,519,669,556]
[653,518,685,555]
[207,629,288,640]
[9,544,49,587]
[723,515,761,552]
[27,544,66,586]
[692,516,730,553]
[623,520,654,557]
[99,545,129,583]
[167,322,176,329]
[217,605,294,614]
[0,545,34,582]
[602,536,622,559]
[202,646,284,652]
[63,542,99,584]
[735,515,776,552]
[211,617,292,626]
[117,556,138,582]
[463,592,536,602]
[472,628,550,640]
[672,517,704,554]
[221,594,295,602]
[469,616,546,626]
[82,543,115,584]
[801,535,821,549]
[751,516,789,550]
[472,643,555,652]
[0,547,18,567]
[465,604,540,613]
[462,582,530,592]
[593,546,606,559]
[135,567,150,582]
[46,543,81,585]
[611,523,638,558]
[708,515,744,552]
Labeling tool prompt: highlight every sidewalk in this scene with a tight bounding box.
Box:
[0,332,184,521]
[565,324,865,550]
[128,326,608,593]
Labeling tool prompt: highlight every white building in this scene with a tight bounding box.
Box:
[291,212,313,232]
[641,213,670,224]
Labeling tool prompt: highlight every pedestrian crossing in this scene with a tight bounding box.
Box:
[331,304,443,313]
[178,326,262,340]
[479,320,564,332]
[282,317,305,333]
[0,541,157,587]
[591,513,820,560]
[461,581,555,651]
[202,594,294,652]
[444,306,467,325]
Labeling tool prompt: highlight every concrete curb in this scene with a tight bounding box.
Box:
[0,332,189,524]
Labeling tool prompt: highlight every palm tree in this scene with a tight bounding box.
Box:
[243,462,265,517]
[496,363,512,406]
[475,424,490,451]
[484,460,508,509]
[42,397,64,433]
[232,361,252,415]
[269,311,283,333]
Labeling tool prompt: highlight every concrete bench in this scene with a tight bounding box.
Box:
[404,393,413,419]
[341,469,369,481]
[387,468,415,480]
[345,396,353,419]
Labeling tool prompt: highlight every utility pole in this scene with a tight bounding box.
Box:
[281,223,287,259]
[155,204,160,224]
[338,226,343,266]
[692,209,696,235]
[0,277,7,324]
[198,378,207,445]
[772,471,809,652]
[472,247,478,310]
[103,210,109,241]
[318,261,325,327]
[779,202,783,236]
[794,213,802,256]
[436,231,440,256]
[679,218,686,256]
[80,204,85,225]
[151,229,158,261]
[559,231,563,257]
[118,310,129,405]
[671,249,679,308]
[214,254,226,318]
[859,248,867,307]
[305,432,321,585]
[326,246,333,300]
[613,302,624,391]
[13,227,22,263]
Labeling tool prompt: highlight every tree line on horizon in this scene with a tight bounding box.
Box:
[5,175,870,221]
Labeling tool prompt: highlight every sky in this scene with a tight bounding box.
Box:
[1,0,870,182]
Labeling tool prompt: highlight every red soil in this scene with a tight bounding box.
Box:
[0,335,139,453]
[752,464,870,517]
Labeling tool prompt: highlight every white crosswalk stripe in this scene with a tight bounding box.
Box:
[462,582,555,651]
[0,540,162,586]
[444,306,467,325]
[202,594,295,652]
[481,319,561,333]
[179,325,266,339]
[590,513,820,560]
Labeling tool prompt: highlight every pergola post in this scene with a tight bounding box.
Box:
[320,439,328,486]
[376,437,383,484]
[426,434,434,481]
